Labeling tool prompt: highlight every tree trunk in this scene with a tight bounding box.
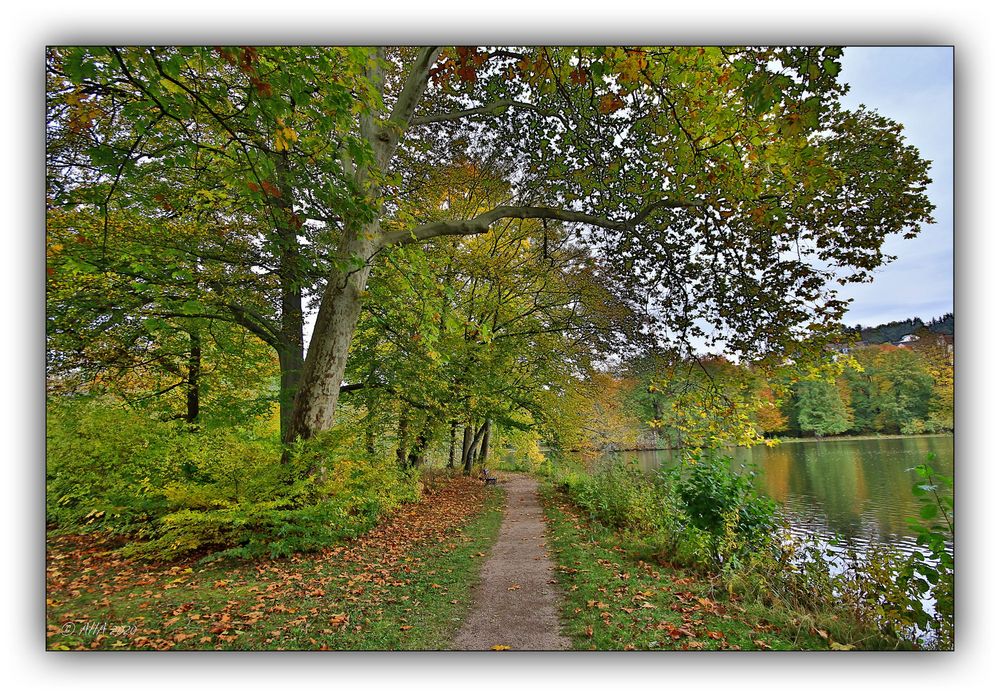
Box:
[185,330,201,424]
[365,402,377,455]
[275,154,306,442]
[406,418,433,470]
[652,399,665,443]
[396,405,411,468]
[477,418,492,464]
[448,421,457,469]
[284,233,378,444]
[277,344,304,442]
[464,421,488,475]
[278,48,438,449]
[461,424,473,469]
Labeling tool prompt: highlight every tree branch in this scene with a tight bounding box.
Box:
[380,199,700,247]
[410,99,549,126]
[373,47,442,166]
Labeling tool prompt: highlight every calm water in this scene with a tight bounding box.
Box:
[606,435,954,555]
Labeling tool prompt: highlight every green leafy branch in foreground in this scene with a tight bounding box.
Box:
[898,453,954,646]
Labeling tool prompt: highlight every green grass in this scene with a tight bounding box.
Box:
[540,483,831,651]
[47,484,505,650]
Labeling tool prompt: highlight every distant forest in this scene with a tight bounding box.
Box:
[847,313,954,345]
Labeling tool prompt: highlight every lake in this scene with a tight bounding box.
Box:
[606,434,954,556]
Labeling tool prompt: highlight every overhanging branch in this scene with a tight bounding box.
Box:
[410,99,551,126]
[379,199,701,247]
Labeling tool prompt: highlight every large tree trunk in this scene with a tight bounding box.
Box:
[275,154,306,442]
[285,233,378,444]
[281,48,438,448]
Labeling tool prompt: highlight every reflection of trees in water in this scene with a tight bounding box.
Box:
[750,445,793,503]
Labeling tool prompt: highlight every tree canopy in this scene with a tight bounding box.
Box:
[46,45,935,449]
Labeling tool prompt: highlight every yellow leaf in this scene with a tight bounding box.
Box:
[491,644,511,651]
[829,641,855,651]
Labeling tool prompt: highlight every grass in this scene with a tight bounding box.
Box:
[47,476,504,650]
[539,482,832,651]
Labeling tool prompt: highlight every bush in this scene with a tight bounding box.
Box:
[553,453,777,570]
[47,397,421,560]
[662,455,776,558]
[571,460,666,531]
[46,396,203,536]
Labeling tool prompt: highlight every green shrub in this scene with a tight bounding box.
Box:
[662,455,776,556]
[47,396,421,561]
[569,460,666,532]
[552,453,778,570]
[46,396,196,536]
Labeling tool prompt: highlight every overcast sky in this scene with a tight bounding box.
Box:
[836,46,954,327]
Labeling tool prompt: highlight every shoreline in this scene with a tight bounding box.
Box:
[544,432,954,455]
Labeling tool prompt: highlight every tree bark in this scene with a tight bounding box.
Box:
[274,153,306,442]
[185,329,201,423]
[460,424,473,472]
[396,404,411,468]
[463,421,488,475]
[477,418,492,464]
[284,233,378,444]
[365,401,377,455]
[448,421,457,469]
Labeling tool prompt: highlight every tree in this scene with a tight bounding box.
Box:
[842,345,935,434]
[47,46,374,440]
[793,379,852,437]
[343,159,621,469]
[46,208,278,425]
[754,384,789,437]
[48,46,935,456]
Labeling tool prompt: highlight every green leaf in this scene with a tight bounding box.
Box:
[919,503,940,520]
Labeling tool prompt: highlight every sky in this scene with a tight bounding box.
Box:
[835,46,954,328]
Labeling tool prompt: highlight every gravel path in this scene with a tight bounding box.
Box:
[453,474,571,650]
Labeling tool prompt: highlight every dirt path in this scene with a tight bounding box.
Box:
[454,474,570,650]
